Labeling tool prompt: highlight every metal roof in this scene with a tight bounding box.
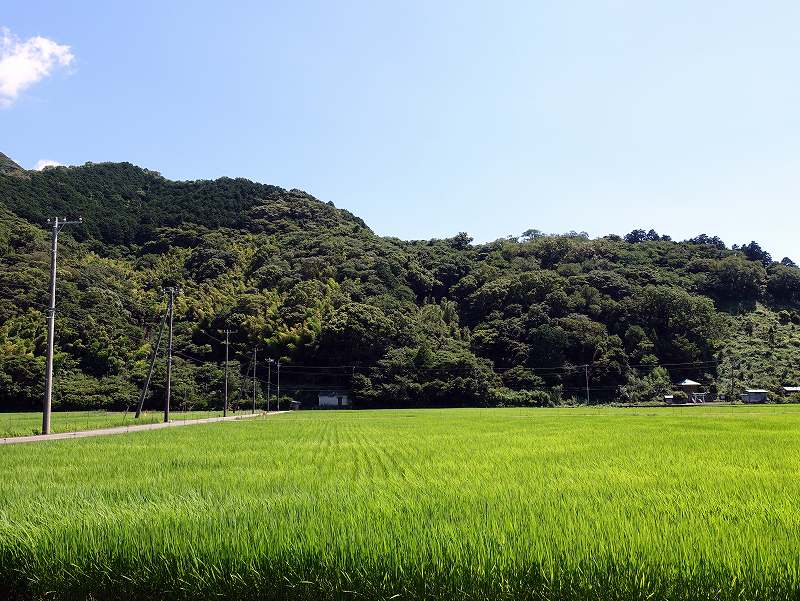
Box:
[744,389,769,393]
[678,379,701,386]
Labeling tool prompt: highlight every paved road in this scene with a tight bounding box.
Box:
[1,411,287,445]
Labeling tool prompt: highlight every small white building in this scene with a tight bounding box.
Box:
[781,386,800,396]
[741,389,769,403]
[677,379,707,403]
[318,391,351,408]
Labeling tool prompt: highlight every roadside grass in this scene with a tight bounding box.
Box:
[0,409,224,438]
[1,406,800,600]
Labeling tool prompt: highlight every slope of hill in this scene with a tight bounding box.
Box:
[1,153,799,410]
[0,152,23,175]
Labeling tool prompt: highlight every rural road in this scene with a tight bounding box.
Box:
[0,411,288,445]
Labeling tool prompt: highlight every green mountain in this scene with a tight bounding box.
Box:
[0,152,23,175]
[1,153,799,411]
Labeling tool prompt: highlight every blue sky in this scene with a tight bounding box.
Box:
[2,1,799,260]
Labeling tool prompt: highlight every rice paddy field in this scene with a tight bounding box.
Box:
[2,406,800,600]
[0,409,224,438]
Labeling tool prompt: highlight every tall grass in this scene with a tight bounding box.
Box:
[1,406,799,600]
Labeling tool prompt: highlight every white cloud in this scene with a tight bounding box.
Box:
[0,27,74,107]
[34,159,63,170]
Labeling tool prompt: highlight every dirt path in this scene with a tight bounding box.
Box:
[0,411,288,445]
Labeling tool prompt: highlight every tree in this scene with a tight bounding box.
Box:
[767,263,800,304]
[687,234,726,250]
[319,303,396,363]
[740,241,772,266]
[501,365,545,390]
[702,256,766,303]
[449,232,473,250]
[625,229,667,243]
[619,366,671,403]
[624,286,718,363]
[520,229,545,241]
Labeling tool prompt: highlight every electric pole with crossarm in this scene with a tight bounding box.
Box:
[267,358,273,412]
[163,287,177,423]
[252,347,257,414]
[135,292,168,419]
[223,327,237,416]
[42,217,82,435]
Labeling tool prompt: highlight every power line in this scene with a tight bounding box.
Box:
[194,329,226,344]
[167,350,723,380]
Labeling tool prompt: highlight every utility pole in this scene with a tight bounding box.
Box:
[584,365,590,405]
[267,358,273,412]
[276,360,281,411]
[252,348,257,414]
[135,296,168,418]
[42,216,82,435]
[164,287,177,423]
[223,327,237,416]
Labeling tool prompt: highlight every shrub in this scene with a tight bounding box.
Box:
[490,387,555,407]
[671,390,688,403]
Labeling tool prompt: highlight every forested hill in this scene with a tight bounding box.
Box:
[2,156,800,411]
[0,160,369,244]
[0,152,23,174]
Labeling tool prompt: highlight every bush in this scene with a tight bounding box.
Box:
[489,387,556,407]
[620,367,672,403]
[671,390,688,403]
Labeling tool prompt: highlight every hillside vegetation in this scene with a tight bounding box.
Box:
[1,156,799,410]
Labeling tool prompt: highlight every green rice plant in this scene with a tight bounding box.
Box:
[1,406,800,600]
[0,410,224,438]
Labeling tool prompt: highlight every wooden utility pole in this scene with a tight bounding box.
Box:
[42,217,82,435]
[223,327,237,416]
[135,297,167,418]
[164,287,177,423]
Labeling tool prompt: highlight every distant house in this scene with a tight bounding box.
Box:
[318,391,351,408]
[678,379,707,403]
[781,386,800,396]
[741,389,769,403]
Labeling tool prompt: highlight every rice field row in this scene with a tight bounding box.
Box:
[0,410,226,438]
[1,406,799,600]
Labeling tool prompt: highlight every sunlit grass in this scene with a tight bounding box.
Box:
[0,409,224,437]
[1,406,799,600]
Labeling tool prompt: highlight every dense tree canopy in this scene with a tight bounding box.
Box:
[1,159,799,410]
